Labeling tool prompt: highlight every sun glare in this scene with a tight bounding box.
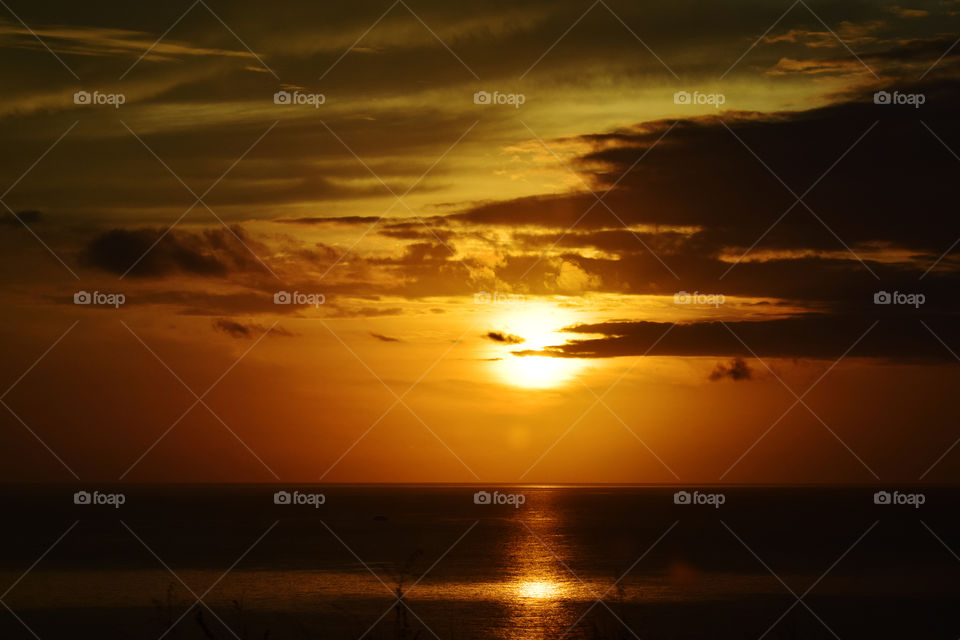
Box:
[492,303,587,389]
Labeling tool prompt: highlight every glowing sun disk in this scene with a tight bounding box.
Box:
[492,304,587,388]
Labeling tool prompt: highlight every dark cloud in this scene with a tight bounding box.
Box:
[259,74,960,304]
[370,242,454,265]
[709,357,753,381]
[513,315,960,361]
[380,75,954,296]
[370,332,401,342]
[213,318,294,338]
[83,226,273,278]
[446,193,599,230]
[0,210,42,226]
[275,216,381,226]
[3,0,958,225]
[486,331,525,344]
[448,82,960,265]
[5,3,960,315]
[325,306,404,318]
[576,86,960,258]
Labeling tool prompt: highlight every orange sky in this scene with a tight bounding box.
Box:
[1,0,959,483]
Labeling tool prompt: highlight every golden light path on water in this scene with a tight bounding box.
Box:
[516,580,561,599]
[495,490,587,637]
[0,484,814,640]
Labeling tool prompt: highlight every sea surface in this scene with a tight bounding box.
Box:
[0,485,956,639]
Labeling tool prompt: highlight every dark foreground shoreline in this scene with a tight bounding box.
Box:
[0,485,956,639]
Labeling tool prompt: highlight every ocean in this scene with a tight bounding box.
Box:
[0,485,956,639]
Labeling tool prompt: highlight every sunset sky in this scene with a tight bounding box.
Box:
[2,0,959,483]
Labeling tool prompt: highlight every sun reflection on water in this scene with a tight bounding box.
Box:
[496,491,585,638]
[516,580,560,600]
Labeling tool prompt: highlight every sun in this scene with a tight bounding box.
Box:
[490,302,587,389]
